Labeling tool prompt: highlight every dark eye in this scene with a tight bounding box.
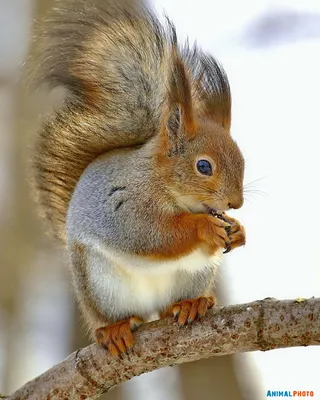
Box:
[196,159,213,176]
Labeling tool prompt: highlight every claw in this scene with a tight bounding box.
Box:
[223,246,232,254]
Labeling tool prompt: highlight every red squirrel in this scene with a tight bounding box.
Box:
[31,0,246,356]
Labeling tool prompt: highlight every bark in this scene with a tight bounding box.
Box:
[6,297,320,400]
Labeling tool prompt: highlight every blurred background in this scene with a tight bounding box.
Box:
[1,0,320,398]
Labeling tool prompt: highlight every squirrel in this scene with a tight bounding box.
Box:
[31,0,246,356]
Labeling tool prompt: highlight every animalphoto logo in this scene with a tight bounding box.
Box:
[266,390,314,398]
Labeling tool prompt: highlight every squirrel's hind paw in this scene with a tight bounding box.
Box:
[95,316,143,357]
[166,296,215,326]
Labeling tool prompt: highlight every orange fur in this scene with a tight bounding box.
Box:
[144,212,230,261]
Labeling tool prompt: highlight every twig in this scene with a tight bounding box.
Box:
[7,297,320,400]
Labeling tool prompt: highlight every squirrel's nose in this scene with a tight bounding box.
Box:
[228,194,244,209]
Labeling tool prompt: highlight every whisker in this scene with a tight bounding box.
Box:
[243,189,268,197]
[243,195,252,204]
[244,175,268,189]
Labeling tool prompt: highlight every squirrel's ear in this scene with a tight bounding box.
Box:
[159,51,196,156]
[166,52,196,134]
[196,55,232,131]
[170,53,196,135]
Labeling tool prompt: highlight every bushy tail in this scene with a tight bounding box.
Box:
[30,0,170,243]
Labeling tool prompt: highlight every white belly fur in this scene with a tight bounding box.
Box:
[90,242,223,320]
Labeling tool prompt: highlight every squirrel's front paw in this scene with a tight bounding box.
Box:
[221,214,246,253]
[95,316,143,357]
[166,296,215,326]
[197,215,231,251]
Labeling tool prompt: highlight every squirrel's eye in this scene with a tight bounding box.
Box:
[196,159,213,176]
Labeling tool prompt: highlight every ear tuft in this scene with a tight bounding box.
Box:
[196,54,232,131]
[166,49,196,136]
[158,46,197,157]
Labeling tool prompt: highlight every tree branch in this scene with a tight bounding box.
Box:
[7,297,320,400]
